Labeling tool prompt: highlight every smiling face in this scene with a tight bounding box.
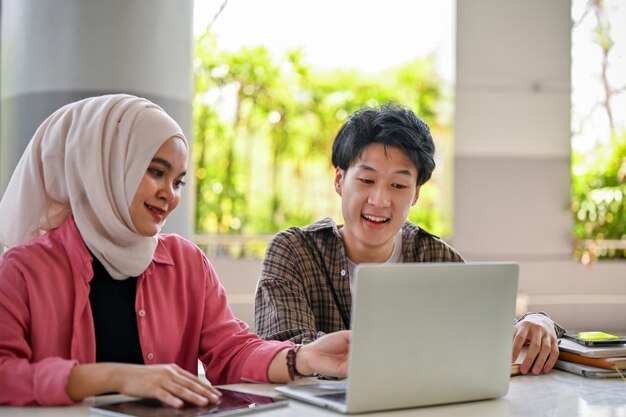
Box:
[335,143,420,263]
[130,137,188,237]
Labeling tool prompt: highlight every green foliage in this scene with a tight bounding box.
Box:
[193,32,452,248]
[570,0,626,261]
[572,131,626,260]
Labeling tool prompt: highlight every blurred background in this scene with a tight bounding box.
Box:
[1,0,624,331]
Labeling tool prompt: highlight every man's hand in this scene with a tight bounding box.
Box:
[512,314,559,375]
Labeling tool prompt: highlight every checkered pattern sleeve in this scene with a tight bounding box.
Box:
[255,220,464,345]
[254,228,335,344]
[403,223,465,262]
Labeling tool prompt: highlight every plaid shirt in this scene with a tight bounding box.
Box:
[254,217,464,344]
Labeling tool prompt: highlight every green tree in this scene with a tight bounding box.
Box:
[572,131,626,260]
[571,0,626,261]
[193,31,453,256]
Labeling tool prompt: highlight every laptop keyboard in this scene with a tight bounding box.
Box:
[319,392,347,403]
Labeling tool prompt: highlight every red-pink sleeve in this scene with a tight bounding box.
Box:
[196,255,292,384]
[0,255,78,405]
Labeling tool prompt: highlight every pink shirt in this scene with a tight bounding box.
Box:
[0,217,291,406]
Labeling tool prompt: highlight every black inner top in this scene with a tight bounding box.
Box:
[89,255,144,364]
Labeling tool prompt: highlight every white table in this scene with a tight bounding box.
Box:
[1,370,625,416]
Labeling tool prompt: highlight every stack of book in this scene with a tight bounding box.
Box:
[511,363,521,376]
[556,338,626,379]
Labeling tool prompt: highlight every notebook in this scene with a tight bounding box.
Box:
[558,337,626,358]
[276,262,519,414]
[555,360,625,379]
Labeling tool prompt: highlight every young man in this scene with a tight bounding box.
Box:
[254,103,564,375]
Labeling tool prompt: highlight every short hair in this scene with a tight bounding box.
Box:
[331,103,436,186]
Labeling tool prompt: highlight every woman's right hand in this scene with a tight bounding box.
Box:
[297,330,350,378]
[67,363,222,408]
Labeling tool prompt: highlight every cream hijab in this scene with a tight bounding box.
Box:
[0,94,187,279]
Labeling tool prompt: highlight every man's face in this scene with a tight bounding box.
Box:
[335,143,420,263]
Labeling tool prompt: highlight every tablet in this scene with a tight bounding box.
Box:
[90,389,289,417]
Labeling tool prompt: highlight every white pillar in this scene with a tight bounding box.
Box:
[0,0,194,237]
[454,0,572,259]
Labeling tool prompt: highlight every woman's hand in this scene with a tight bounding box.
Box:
[268,330,351,382]
[114,364,222,408]
[297,330,350,378]
[67,363,221,408]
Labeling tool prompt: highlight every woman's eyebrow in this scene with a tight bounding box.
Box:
[151,157,172,169]
[151,157,187,177]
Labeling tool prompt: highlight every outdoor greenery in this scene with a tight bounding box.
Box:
[572,131,626,260]
[193,0,625,262]
[571,0,626,261]
[193,31,453,257]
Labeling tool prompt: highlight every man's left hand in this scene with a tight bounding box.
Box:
[512,314,559,375]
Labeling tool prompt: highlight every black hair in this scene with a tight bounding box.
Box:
[331,103,436,186]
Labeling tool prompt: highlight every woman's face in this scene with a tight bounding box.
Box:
[130,137,188,237]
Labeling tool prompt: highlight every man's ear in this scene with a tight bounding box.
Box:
[412,185,421,206]
[334,168,345,197]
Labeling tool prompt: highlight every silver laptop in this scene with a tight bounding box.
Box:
[276,262,519,414]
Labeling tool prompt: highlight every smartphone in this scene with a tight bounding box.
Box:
[564,331,626,347]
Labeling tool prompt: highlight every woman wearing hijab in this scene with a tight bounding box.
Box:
[0,94,349,407]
